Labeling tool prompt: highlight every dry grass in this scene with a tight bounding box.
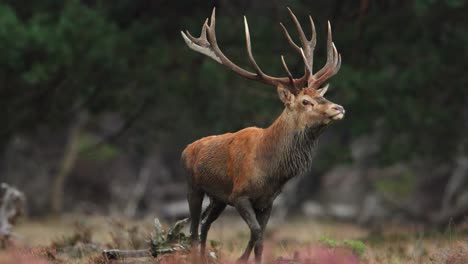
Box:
[0,214,466,263]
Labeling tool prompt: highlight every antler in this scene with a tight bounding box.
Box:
[181,8,297,92]
[280,7,341,88]
[181,7,341,92]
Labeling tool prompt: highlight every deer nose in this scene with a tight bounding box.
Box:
[333,105,345,114]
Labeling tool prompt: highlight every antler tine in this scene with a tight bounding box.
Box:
[308,15,317,69]
[299,48,311,74]
[280,21,312,86]
[313,42,341,87]
[281,55,298,91]
[243,16,299,90]
[309,21,341,87]
[244,17,266,78]
[182,8,342,93]
[182,17,221,62]
[209,7,216,29]
[281,7,319,88]
[200,18,209,39]
[183,18,208,43]
[279,22,301,53]
[182,8,258,79]
[287,9,317,65]
[182,8,295,88]
[313,21,333,78]
[287,7,309,55]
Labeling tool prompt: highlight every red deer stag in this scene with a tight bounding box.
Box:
[181,7,344,263]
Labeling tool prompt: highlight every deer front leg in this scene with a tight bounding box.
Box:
[234,197,262,263]
[253,204,272,263]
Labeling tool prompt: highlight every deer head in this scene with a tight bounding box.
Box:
[181,7,345,128]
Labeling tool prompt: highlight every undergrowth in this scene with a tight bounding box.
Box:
[319,236,367,256]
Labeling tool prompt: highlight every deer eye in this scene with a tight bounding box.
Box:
[302,99,313,106]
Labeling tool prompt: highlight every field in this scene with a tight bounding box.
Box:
[1,213,467,263]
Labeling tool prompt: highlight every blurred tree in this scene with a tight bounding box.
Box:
[0,0,467,216]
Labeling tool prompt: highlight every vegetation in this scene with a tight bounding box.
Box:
[0,1,466,262]
[1,0,467,162]
[1,216,467,263]
[319,236,367,256]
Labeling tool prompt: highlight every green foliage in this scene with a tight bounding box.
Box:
[77,134,120,161]
[319,236,339,247]
[0,0,467,166]
[343,240,367,256]
[319,236,367,256]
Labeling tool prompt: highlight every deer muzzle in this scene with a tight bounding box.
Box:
[330,104,345,120]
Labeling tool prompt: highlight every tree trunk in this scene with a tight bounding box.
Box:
[50,112,88,216]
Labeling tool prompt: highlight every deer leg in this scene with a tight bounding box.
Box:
[200,199,226,255]
[253,204,273,263]
[187,188,204,244]
[234,197,262,263]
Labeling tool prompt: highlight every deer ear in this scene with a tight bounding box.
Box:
[317,84,329,96]
[277,85,295,104]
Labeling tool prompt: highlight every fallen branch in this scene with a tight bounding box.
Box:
[102,218,192,261]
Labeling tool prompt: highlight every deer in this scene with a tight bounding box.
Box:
[180,7,345,263]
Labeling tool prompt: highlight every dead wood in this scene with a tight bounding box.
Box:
[102,218,195,261]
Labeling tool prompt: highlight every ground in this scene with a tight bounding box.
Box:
[0,213,467,263]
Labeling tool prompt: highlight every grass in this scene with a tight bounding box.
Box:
[318,236,366,256]
[0,214,467,263]
[343,240,366,256]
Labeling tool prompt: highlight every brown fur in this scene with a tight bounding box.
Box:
[182,87,342,209]
[181,8,345,262]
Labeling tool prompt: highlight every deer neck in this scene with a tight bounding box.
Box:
[259,109,326,180]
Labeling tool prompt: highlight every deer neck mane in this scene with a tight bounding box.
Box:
[260,109,327,180]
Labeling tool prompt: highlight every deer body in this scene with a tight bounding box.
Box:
[182,110,324,209]
[181,7,345,263]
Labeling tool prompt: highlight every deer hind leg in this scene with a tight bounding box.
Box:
[234,197,262,263]
[187,187,205,244]
[200,199,226,255]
